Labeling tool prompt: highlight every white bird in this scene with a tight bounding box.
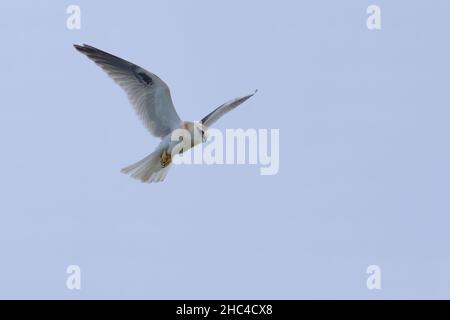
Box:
[74,44,256,183]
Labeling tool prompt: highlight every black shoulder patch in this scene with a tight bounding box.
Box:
[135,71,153,86]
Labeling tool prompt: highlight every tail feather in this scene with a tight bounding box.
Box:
[121,151,171,183]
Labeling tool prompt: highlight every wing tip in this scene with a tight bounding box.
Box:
[73,43,90,54]
[245,89,258,100]
[73,43,99,55]
[248,89,258,98]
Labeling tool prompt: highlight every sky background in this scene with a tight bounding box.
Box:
[0,0,449,299]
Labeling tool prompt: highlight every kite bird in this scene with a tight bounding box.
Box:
[74,44,256,183]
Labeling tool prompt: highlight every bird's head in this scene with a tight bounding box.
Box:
[183,121,208,145]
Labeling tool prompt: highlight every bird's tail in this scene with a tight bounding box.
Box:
[121,150,171,183]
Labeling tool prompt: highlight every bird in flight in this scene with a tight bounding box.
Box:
[74,44,256,183]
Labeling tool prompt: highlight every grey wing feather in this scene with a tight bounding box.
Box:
[201,90,257,127]
[74,44,182,138]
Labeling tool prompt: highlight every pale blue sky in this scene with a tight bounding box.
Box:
[0,0,450,299]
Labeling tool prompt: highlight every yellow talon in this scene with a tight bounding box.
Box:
[160,150,171,168]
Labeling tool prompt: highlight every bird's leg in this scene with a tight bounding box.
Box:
[160,149,172,168]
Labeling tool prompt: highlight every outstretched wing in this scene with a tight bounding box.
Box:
[74,44,182,138]
[201,90,257,127]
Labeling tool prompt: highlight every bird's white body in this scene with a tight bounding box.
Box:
[160,121,206,158]
[74,44,256,183]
